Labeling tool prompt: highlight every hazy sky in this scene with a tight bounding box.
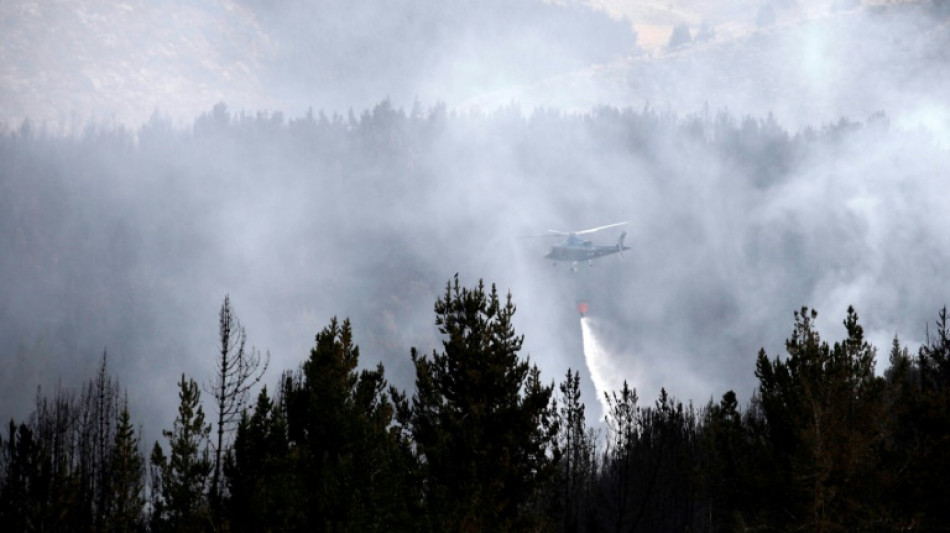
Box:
[3,0,950,434]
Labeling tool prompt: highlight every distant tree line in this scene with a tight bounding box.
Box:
[0,100,908,394]
[3,276,950,531]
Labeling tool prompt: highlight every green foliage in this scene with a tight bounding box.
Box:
[879,308,950,528]
[752,307,885,530]
[227,318,417,532]
[398,275,557,532]
[225,387,300,532]
[8,289,950,531]
[291,318,417,531]
[107,404,145,532]
[150,374,212,533]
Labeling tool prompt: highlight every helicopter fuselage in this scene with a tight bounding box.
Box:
[545,232,629,263]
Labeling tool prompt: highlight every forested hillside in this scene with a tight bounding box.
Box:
[0,0,637,129]
[3,101,949,430]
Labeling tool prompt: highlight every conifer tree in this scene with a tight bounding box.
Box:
[280,317,417,531]
[699,390,753,532]
[878,336,922,528]
[919,306,950,389]
[599,385,703,531]
[397,275,557,532]
[882,308,950,528]
[600,381,640,532]
[107,401,145,532]
[225,387,298,532]
[552,369,597,533]
[150,374,212,532]
[206,295,268,521]
[0,421,44,530]
[754,307,884,530]
[637,390,703,531]
[83,351,120,529]
[0,357,139,531]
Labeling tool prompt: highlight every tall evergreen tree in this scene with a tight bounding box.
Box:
[82,351,121,529]
[754,307,884,531]
[699,390,754,532]
[0,421,46,530]
[599,380,640,532]
[919,306,950,389]
[552,369,597,533]
[881,308,950,528]
[106,401,145,532]
[397,275,557,532]
[225,386,299,532]
[279,317,417,532]
[150,374,212,532]
[879,336,924,529]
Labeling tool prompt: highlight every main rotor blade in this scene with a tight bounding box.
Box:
[519,232,566,239]
[574,221,628,235]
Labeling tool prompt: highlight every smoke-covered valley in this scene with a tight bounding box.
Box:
[2,0,950,438]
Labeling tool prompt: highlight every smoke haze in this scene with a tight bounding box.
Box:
[2,0,950,435]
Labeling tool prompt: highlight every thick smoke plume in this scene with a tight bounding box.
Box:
[2,1,950,434]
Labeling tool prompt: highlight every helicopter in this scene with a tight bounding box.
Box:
[528,222,630,271]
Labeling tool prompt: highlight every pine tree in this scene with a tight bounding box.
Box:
[280,317,417,532]
[552,369,597,533]
[879,336,922,529]
[83,351,120,529]
[28,383,84,530]
[881,309,950,528]
[699,390,752,532]
[600,381,640,532]
[0,421,44,530]
[106,401,145,532]
[397,275,557,532]
[0,357,140,532]
[920,306,950,389]
[206,295,268,523]
[599,385,703,531]
[150,374,212,532]
[225,386,299,532]
[754,307,884,531]
[637,390,703,531]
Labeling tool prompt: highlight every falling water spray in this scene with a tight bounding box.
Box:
[579,316,613,419]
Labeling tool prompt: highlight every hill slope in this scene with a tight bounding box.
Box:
[467,2,950,133]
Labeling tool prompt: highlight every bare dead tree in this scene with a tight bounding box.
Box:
[206,295,269,515]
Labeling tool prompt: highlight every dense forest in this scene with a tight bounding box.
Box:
[3,276,950,531]
[3,100,950,530]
